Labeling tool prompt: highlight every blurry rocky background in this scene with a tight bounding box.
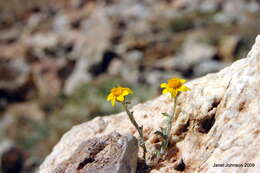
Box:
[0,0,259,172]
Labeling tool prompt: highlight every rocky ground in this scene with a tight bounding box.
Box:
[0,0,259,173]
[39,34,260,173]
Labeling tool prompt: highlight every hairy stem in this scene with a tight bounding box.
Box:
[161,95,178,156]
[122,102,147,161]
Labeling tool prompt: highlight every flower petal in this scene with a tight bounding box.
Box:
[107,93,114,101]
[162,88,169,94]
[126,88,133,94]
[122,88,133,96]
[179,85,190,92]
[111,99,116,107]
[116,95,125,102]
[160,83,167,88]
[180,79,186,84]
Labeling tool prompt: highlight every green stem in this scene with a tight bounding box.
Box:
[167,95,178,139]
[122,102,147,161]
[161,95,178,155]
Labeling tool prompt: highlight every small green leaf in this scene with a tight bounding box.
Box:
[154,130,167,140]
[161,113,170,117]
[154,130,164,136]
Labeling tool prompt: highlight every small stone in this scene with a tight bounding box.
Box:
[0,58,29,91]
[1,145,25,173]
[174,32,217,72]
[218,35,240,62]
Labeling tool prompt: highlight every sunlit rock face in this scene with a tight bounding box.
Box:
[52,132,138,173]
[39,35,260,173]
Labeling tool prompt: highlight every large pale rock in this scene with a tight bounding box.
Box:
[39,35,260,173]
[52,132,138,173]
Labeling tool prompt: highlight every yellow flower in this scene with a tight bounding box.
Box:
[107,86,133,106]
[160,77,190,98]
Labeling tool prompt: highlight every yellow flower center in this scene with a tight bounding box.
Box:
[112,87,123,96]
[168,78,182,89]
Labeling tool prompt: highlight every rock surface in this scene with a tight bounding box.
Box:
[49,132,138,173]
[39,35,260,173]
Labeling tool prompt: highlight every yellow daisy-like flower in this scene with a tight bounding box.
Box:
[160,77,190,98]
[107,86,133,106]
